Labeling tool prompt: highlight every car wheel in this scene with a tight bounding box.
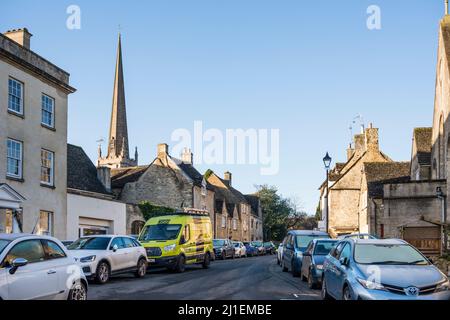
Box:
[321,277,332,300]
[232,252,235,259]
[291,261,300,277]
[175,255,186,273]
[68,281,87,300]
[95,261,110,284]
[308,271,317,289]
[135,258,147,278]
[221,252,226,260]
[343,285,353,301]
[202,252,211,269]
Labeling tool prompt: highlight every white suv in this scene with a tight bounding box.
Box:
[68,235,147,284]
[0,234,88,300]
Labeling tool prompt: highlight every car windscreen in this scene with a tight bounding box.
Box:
[213,240,226,247]
[0,239,11,255]
[139,224,182,241]
[68,237,111,250]
[354,244,428,265]
[295,235,329,250]
[313,241,337,255]
[233,243,240,247]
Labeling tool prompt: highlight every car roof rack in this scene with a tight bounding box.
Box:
[173,208,210,216]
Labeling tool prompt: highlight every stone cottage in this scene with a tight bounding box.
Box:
[206,171,251,241]
[318,125,396,237]
[110,144,215,234]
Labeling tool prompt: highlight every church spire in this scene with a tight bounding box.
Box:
[446,0,449,16]
[107,33,129,159]
[98,33,136,169]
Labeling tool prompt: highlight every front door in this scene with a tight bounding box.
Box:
[4,239,58,300]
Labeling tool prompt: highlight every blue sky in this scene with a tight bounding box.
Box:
[0,1,443,214]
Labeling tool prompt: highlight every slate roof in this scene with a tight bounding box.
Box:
[110,155,213,190]
[364,162,411,198]
[178,162,213,190]
[67,144,110,195]
[111,166,148,188]
[413,127,432,166]
[245,194,260,216]
[208,173,248,216]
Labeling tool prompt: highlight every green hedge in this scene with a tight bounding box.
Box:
[138,201,177,221]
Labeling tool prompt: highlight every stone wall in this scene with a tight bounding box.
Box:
[126,204,145,235]
[119,162,193,209]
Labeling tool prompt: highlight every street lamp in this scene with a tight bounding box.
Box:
[323,152,332,233]
[436,186,447,255]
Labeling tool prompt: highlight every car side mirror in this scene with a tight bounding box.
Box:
[112,244,119,252]
[339,257,349,266]
[180,235,186,245]
[303,252,311,257]
[9,258,28,275]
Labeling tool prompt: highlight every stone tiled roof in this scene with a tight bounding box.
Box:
[111,166,148,188]
[245,194,260,216]
[177,162,213,190]
[364,162,411,198]
[67,144,110,195]
[413,127,432,166]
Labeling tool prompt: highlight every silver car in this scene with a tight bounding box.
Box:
[321,238,450,300]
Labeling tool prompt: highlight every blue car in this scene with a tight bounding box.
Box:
[321,238,450,300]
[243,242,258,257]
[281,230,330,277]
[301,239,339,289]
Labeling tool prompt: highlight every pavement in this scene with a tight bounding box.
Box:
[89,254,321,300]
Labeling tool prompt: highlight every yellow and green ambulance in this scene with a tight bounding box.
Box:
[138,209,214,272]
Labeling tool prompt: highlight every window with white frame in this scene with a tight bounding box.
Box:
[221,216,226,228]
[38,211,53,236]
[41,94,55,128]
[40,149,54,185]
[7,139,23,178]
[8,78,23,115]
[233,218,237,230]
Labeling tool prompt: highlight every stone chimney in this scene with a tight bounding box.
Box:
[4,28,32,49]
[181,148,193,164]
[157,143,169,158]
[346,144,355,160]
[354,134,365,153]
[364,123,379,153]
[224,171,232,186]
[97,167,111,192]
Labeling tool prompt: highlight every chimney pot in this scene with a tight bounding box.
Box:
[4,28,32,49]
[181,148,193,164]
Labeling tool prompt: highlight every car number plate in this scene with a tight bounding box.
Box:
[148,259,156,263]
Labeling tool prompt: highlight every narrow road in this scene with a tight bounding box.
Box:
[89,255,321,300]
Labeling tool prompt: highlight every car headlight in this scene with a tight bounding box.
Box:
[164,244,176,252]
[316,265,324,270]
[80,255,96,263]
[436,279,450,292]
[357,278,386,291]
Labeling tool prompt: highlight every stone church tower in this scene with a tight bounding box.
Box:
[97,34,138,169]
